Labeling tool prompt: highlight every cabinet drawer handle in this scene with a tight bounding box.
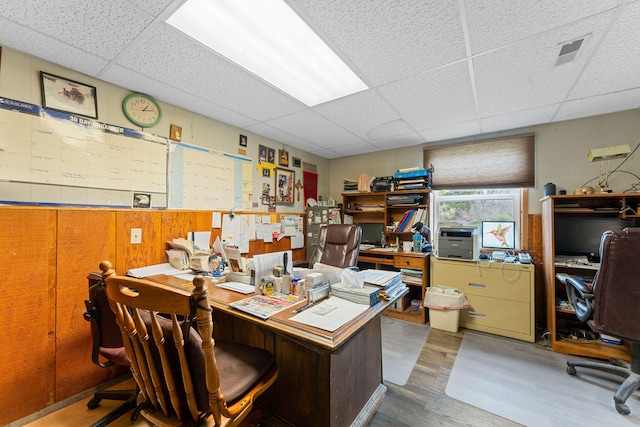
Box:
[468,311,486,318]
[469,283,486,289]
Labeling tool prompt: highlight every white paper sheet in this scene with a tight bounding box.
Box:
[289,296,368,332]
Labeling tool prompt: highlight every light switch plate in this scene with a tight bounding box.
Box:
[131,228,142,244]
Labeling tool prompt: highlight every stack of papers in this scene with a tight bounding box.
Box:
[361,269,402,289]
[289,296,369,332]
[127,263,190,278]
[330,282,380,306]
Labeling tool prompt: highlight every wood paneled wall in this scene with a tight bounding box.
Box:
[0,206,305,425]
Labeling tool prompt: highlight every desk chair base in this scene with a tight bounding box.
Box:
[567,342,640,415]
[88,387,138,427]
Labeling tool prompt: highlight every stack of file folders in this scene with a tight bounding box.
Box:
[330,282,380,306]
[361,270,406,301]
[393,167,432,190]
[386,194,421,206]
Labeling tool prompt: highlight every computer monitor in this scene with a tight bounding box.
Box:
[554,217,634,256]
[481,221,516,249]
[359,222,384,245]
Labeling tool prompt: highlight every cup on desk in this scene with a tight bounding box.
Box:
[402,241,413,252]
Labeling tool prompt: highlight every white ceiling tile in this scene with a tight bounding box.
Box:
[0,0,154,60]
[309,148,343,159]
[480,105,558,133]
[243,123,319,153]
[371,133,425,150]
[264,110,363,149]
[290,0,466,86]
[330,142,381,157]
[0,18,109,76]
[379,62,477,131]
[465,0,619,54]
[419,121,483,143]
[313,90,404,140]
[473,12,613,118]
[555,88,640,122]
[570,2,640,99]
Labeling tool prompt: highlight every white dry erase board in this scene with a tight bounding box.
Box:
[0,97,252,210]
[168,141,252,210]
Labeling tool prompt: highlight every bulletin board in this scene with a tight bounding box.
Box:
[0,96,167,207]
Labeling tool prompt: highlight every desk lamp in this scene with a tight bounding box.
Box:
[411,222,432,253]
[587,144,631,192]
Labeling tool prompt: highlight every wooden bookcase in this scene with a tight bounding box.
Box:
[541,192,640,360]
[343,189,431,323]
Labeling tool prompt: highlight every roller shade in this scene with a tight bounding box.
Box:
[423,133,535,189]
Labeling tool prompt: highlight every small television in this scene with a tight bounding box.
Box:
[481,221,516,249]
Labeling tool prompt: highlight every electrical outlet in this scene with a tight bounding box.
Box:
[131,228,142,244]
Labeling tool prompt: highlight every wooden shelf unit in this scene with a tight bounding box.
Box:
[343,189,431,324]
[342,189,430,242]
[541,192,640,360]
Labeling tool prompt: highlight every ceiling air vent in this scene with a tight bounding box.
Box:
[555,36,587,66]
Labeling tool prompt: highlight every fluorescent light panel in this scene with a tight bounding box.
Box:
[167,0,368,106]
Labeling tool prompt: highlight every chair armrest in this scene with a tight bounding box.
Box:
[565,276,594,300]
[563,276,594,323]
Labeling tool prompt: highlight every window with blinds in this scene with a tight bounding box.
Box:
[423,133,535,189]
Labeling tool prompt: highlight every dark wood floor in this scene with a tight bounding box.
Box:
[22,326,522,427]
[369,326,522,427]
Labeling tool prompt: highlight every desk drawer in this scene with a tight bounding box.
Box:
[460,294,531,336]
[394,256,424,270]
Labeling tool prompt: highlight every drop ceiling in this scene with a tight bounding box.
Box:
[1,0,640,159]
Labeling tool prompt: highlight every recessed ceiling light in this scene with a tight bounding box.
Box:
[167,0,368,106]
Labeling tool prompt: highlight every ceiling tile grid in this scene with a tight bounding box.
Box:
[1,0,640,158]
[378,61,478,131]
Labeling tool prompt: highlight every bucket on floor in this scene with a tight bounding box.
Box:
[423,286,470,333]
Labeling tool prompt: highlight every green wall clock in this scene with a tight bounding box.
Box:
[122,93,162,128]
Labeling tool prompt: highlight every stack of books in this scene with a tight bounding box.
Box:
[393,208,427,232]
[393,167,432,190]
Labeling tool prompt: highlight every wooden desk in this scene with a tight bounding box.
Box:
[358,249,430,323]
[147,274,405,427]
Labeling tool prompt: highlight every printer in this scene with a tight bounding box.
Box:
[436,226,479,261]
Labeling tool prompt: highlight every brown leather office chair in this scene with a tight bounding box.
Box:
[307,224,362,269]
[84,272,137,427]
[563,227,640,415]
[99,261,278,426]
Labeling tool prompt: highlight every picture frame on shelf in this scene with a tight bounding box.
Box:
[275,168,295,205]
[40,71,98,119]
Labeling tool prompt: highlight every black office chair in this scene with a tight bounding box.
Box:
[562,227,640,415]
[84,272,137,427]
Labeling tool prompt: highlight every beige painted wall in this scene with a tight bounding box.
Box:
[329,109,640,215]
[4,46,638,216]
[0,47,329,211]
